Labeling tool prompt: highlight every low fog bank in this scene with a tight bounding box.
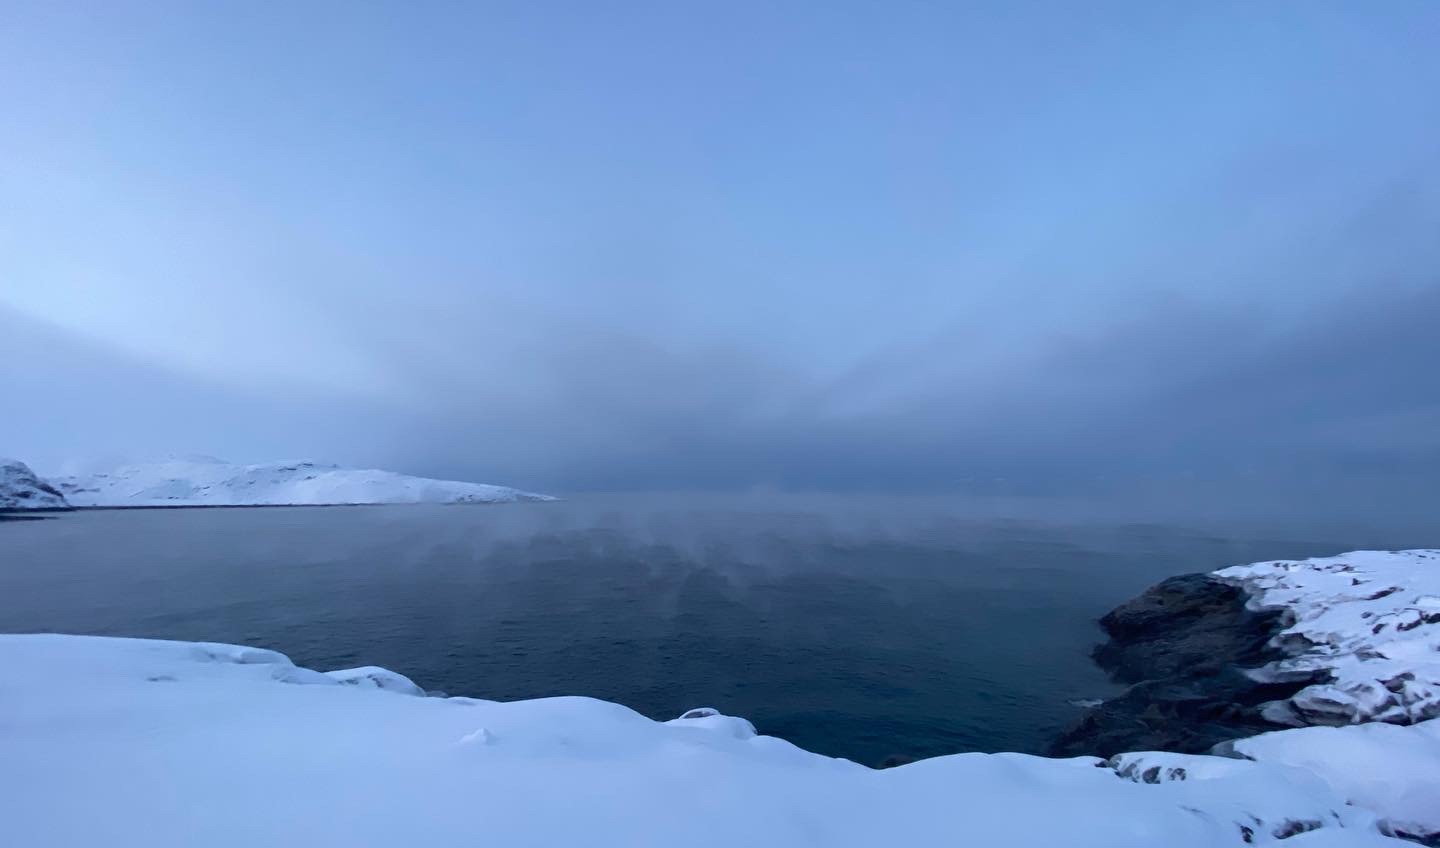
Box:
[5,281,1438,523]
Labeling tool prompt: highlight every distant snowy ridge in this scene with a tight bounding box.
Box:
[1,633,1432,846]
[1216,550,1440,729]
[0,458,69,509]
[48,457,554,507]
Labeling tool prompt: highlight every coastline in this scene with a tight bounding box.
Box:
[4,630,1436,846]
[2,548,1436,844]
[1053,550,1440,759]
[1050,572,1308,757]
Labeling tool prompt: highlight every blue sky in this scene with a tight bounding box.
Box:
[3,2,1439,499]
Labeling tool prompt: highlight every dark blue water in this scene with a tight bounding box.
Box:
[0,495,1428,765]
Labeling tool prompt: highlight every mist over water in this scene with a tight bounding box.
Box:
[3,12,1440,844]
[3,497,1429,765]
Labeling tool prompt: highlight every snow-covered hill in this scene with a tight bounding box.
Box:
[49,457,553,507]
[0,632,1431,847]
[0,458,69,509]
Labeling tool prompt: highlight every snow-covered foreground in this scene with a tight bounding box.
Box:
[1217,550,1440,728]
[0,458,68,509]
[1,634,1431,847]
[49,456,553,507]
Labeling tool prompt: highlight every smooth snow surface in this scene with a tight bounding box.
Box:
[1216,550,1440,728]
[49,457,554,506]
[0,634,1426,847]
[0,458,68,509]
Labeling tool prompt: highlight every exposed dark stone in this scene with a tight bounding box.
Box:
[1272,820,1322,839]
[1048,574,1325,758]
[877,754,917,769]
[1092,574,1287,683]
[1390,827,1440,847]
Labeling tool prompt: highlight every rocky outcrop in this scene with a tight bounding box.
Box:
[0,458,70,510]
[1052,550,1440,760]
[1091,574,1288,681]
[1049,574,1313,757]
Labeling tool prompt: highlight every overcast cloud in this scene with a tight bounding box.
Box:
[2,2,1438,508]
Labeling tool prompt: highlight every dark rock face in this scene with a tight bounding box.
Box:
[1093,574,1288,683]
[1049,574,1322,758]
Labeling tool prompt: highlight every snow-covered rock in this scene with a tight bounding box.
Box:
[0,458,69,509]
[1216,550,1440,728]
[1227,720,1440,843]
[1104,749,1360,841]
[49,457,554,507]
[0,633,1424,847]
[666,706,760,739]
[325,666,427,696]
[1109,720,1440,844]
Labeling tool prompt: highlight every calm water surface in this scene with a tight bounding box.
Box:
[1,495,1429,765]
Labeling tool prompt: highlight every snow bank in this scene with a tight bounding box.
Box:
[1215,550,1440,727]
[1105,749,1361,840]
[325,666,426,695]
[1229,721,1440,842]
[0,458,69,509]
[0,634,1424,847]
[48,457,554,507]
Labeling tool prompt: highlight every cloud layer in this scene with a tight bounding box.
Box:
[3,3,1438,513]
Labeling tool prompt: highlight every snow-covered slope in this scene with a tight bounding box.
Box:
[49,457,553,507]
[1229,720,1440,842]
[0,633,1426,847]
[1107,720,1440,843]
[1215,550,1440,728]
[0,458,69,509]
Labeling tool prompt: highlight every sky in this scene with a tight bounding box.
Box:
[3,1,1439,504]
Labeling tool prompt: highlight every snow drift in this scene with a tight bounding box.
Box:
[0,633,1431,847]
[48,456,554,507]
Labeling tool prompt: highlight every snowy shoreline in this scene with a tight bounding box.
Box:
[2,456,554,509]
[1055,551,1440,762]
[2,550,1438,845]
[65,501,537,510]
[1,631,1435,846]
